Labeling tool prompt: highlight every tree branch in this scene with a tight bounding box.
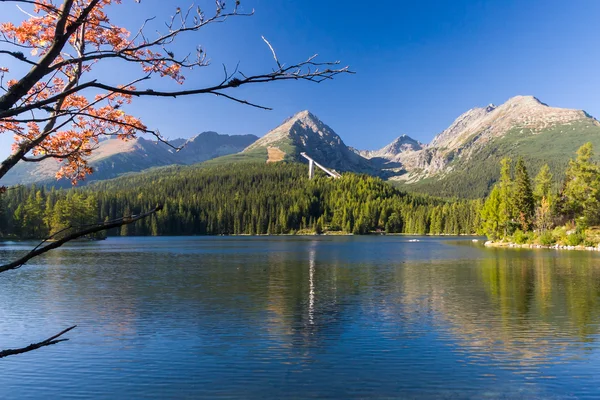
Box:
[0,0,98,113]
[0,325,77,359]
[0,50,38,66]
[0,1,64,16]
[0,54,352,121]
[21,140,83,161]
[0,205,163,274]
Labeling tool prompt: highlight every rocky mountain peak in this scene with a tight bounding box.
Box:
[242,110,376,173]
[245,110,341,152]
[294,109,317,120]
[429,105,496,149]
[388,95,599,184]
[429,95,590,152]
[389,134,422,149]
[177,131,258,164]
[287,110,335,140]
[360,134,423,160]
[504,95,544,106]
[184,131,219,143]
[280,110,319,127]
[485,104,496,112]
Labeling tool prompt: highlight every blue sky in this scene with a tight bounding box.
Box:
[2,0,600,159]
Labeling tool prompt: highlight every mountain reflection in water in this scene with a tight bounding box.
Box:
[1,236,599,399]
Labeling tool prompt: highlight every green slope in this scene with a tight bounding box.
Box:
[397,120,600,198]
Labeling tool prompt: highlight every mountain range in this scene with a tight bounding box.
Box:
[4,95,600,198]
[204,95,600,197]
[2,131,258,187]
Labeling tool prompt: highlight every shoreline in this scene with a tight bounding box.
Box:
[1,233,482,241]
[485,240,600,252]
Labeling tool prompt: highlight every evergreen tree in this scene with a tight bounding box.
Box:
[314,216,324,234]
[49,199,69,236]
[385,212,402,233]
[480,186,501,239]
[498,158,514,236]
[534,164,553,204]
[513,158,535,231]
[535,196,553,232]
[120,206,131,236]
[563,142,600,225]
[150,215,159,236]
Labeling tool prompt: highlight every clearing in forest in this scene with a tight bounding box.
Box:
[267,146,286,163]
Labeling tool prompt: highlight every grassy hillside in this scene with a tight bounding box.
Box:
[202,136,301,166]
[397,120,600,198]
[201,147,270,166]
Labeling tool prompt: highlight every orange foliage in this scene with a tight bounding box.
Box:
[0,0,186,183]
[0,1,350,184]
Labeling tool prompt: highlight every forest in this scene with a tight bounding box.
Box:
[2,142,596,243]
[478,142,600,247]
[0,163,482,239]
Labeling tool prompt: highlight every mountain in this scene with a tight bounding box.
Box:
[406,95,593,178]
[216,110,377,174]
[2,132,258,186]
[354,134,424,173]
[358,134,423,160]
[5,96,599,199]
[177,131,259,164]
[360,96,600,197]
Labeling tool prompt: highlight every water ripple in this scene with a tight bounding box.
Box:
[1,236,600,398]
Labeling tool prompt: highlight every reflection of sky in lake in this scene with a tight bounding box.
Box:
[1,236,600,399]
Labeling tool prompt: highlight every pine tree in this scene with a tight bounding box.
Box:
[50,199,69,237]
[480,186,501,239]
[385,212,402,233]
[120,206,131,236]
[150,215,159,236]
[13,204,24,238]
[513,158,535,231]
[535,196,553,232]
[534,164,553,204]
[315,216,324,234]
[563,142,600,225]
[498,157,514,237]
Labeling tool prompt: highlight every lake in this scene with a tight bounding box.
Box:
[1,236,600,399]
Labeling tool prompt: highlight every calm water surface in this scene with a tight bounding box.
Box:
[2,236,600,399]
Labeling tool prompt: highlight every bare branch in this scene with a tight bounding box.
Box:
[0,54,352,122]
[211,91,272,110]
[80,57,351,98]
[0,325,77,359]
[0,1,63,16]
[0,50,38,66]
[43,5,253,75]
[262,36,282,70]
[0,205,163,274]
